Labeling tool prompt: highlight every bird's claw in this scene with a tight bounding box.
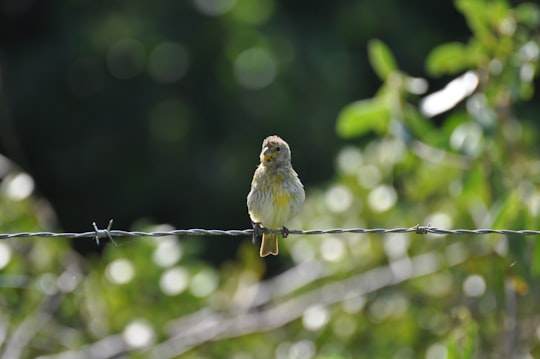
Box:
[282,226,290,238]
[252,222,262,244]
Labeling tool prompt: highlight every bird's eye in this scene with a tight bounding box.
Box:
[276,147,281,152]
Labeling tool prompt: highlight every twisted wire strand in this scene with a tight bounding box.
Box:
[0,220,539,242]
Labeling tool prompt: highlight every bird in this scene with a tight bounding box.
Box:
[247,135,305,257]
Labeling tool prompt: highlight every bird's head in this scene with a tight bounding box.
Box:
[259,135,291,167]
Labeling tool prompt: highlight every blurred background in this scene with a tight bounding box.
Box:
[0,0,468,250]
[1,0,540,358]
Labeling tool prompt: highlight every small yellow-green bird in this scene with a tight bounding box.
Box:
[247,135,305,257]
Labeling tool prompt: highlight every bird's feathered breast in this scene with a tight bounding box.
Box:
[247,164,304,228]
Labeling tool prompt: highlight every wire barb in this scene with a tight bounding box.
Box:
[92,220,117,246]
[415,224,430,234]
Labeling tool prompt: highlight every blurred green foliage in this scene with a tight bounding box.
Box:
[1,0,540,358]
[0,0,470,256]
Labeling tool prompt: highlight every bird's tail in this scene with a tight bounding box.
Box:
[260,233,279,257]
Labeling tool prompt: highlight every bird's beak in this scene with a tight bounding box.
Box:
[262,146,272,161]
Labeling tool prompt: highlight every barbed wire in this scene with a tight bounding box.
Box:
[0,220,538,244]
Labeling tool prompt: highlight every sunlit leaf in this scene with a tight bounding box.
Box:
[426,42,471,76]
[336,98,390,138]
[455,0,497,47]
[368,39,398,80]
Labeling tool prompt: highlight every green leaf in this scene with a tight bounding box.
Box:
[515,3,540,27]
[531,240,540,276]
[462,320,479,359]
[368,39,398,80]
[491,191,520,229]
[446,309,478,359]
[455,0,497,47]
[403,102,434,137]
[426,42,470,76]
[336,98,390,138]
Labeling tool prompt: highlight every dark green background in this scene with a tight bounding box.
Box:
[1,1,468,243]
